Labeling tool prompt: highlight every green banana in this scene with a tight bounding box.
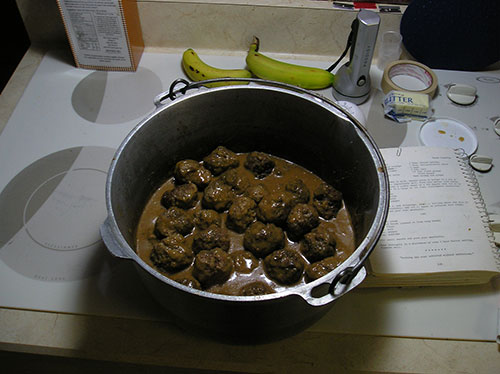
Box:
[245,37,335,90]
[182,48,252,87]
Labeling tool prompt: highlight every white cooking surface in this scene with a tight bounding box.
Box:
[1,49,499,340]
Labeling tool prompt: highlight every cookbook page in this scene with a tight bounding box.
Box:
[369,146,497,275]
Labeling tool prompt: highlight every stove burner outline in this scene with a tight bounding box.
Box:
[71,67,163,124]
[23,167,108,252]
[476,76,500,84]
[0,146,116,281]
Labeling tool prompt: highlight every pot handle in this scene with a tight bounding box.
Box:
[303,265,367,307]
[100,216,133,260]
[154,78,191,107]
[304,230,383,306]
[154,77,337,108]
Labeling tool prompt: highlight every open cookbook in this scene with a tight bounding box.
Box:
[363,146,499,287]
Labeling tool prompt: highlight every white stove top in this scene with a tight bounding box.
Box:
[1,49,499,340]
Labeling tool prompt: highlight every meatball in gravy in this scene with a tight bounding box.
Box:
[136,146,355,296]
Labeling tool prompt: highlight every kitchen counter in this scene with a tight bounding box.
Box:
[2,307,499,373]
[1,45,499,374]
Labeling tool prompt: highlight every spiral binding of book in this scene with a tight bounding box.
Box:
[455,148,499,267]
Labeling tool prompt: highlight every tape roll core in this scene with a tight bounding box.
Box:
[381,60,438,98]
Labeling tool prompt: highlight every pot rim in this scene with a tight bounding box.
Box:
[102,79,390,306]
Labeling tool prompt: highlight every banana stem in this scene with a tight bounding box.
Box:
[250,36,260,52]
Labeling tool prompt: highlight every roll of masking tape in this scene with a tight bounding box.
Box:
[381,60,438,98]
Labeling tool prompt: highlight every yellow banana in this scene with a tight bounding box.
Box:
[182,48,252,87]
[245,37,335,90]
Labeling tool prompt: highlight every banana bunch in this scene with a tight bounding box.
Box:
[181,48,251,87]
[181,39,335,90]
[245,37,335,90]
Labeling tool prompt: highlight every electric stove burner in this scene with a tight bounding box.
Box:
[0,146,115,281]
[71,67,162,124]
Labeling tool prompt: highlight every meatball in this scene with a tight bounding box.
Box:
[286,203,320,241]
[192,224,230,254]
[226,196,257,233]
[305,256,343,282]
[244,151,275,178]
[150,235,194,273]
[312,182,343,219]
[203,146,239,175]
[244,183,267,203]
[219,168,249,195]
[155,206,194,237]
[174,159,212,189]
[230,250,259,273]
[300,224,337,262]
[173,275,202,290]
[285,178,310,206]
[192,248,234,288]
[193,209,221,230]
[243,221,285,258]
[264,249,305,285]
[161,182,198,209]
[152,231,184,246]
[238,281,275,296]
[202,179,235,212]
[257,191,293,226]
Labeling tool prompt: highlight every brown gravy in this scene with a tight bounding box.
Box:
[136,152,355,295]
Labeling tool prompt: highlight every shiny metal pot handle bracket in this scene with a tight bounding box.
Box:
[153,77,335,108]
[153,78,191,107]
